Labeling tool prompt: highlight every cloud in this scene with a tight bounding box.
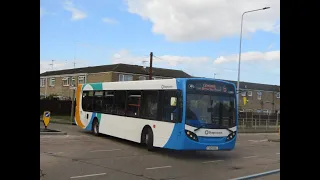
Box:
[40,60,89,74]
[110,49,280,82]
[125,0,280,42]
[111,50,209,67]
[63,0,87,21]
[214,50,280,64]
[40,7,45,18]
[102,18,118,24]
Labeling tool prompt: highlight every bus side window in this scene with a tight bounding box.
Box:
[93,91,103,112]
[141,90,158,120]
[126,91,141,117]
[82,91,93,111]
[160,90,180,122]
[114,91,126,116]
[102,91,114,114]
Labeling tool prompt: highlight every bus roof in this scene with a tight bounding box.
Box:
[82,78,235,91]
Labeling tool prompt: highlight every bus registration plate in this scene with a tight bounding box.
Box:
[206,146,218,150]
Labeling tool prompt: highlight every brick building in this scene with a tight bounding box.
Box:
[40,63,280,113]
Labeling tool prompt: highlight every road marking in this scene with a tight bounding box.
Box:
[243,156,258,159]
[53,152,64,155]
[43,152,64,155]
[89,149,121,153]
[248,139,268,143]
[202,160,225,164]
[276,153,280,155]
[229,169,280,180]
[146,166,172,170]
[70,173,106,179]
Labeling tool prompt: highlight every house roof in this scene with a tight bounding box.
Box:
[40,63,192,78]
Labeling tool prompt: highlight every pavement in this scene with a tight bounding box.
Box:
[40,123,280,180]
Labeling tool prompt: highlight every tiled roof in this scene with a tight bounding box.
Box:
[40,63,192,78]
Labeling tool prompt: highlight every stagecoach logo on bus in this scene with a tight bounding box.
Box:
[161,85,173,89]
[205,130,223,135]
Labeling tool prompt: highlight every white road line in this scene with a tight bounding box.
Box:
[248,139,268,142]
[146,166,172,170]
[52,152,64,155]
[229,169,280,180]
[70,173,106,179]
[276,153,280,155]
[202,160,225,164]
[89,149,121,153]
[243,156,258,159]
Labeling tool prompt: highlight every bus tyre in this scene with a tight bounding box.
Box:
[146,128,154,151]
[92,119,100,136]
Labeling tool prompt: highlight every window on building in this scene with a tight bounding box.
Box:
[257,91,262,100]
[40,78,46,87]
[141,91,159,120]
[247,91,252,96]
[113,91,126,115]
[49,78,55,86]
[119,74,133,81]
[263,109,269,114]
[102,91,114,113]
[126,91,141,117]
[78,76,86,84]
[82,91,94,111]
[62,77,70,86]
[241,91,246,96]
[71,77,76,86]
[139,76,147,80]
[276,92,280,99]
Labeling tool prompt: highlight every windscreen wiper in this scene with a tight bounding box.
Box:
[194,124,206,132]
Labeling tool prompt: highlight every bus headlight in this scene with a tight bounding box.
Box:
[226,131,236,142]
[185,130,198,142]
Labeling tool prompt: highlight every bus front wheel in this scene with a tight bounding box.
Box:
[92,119,100,136]
[143,128,154,151]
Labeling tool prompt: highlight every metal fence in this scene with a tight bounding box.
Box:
[238,112,280,130]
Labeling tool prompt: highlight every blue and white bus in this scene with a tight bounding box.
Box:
[74,78,238,151]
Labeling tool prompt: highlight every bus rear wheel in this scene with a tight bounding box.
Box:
[92,119,100,136]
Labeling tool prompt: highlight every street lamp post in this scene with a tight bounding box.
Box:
[237,7,270,106]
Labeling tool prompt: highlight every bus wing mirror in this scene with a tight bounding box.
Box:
[170,97,177,106]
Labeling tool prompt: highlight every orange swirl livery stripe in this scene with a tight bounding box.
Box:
[75,84,85,128]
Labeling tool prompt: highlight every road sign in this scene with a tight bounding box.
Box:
[43,111,51,128]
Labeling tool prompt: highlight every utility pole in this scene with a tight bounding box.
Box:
[70,42,77,124]
[70,80,77,125]
[149,52,153,80]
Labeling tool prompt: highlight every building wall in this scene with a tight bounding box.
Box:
[238,89,280,113]
[40,72,280,111]
[40,76,79,98]
[87,72,112,83]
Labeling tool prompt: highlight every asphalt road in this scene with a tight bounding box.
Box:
[40,123,280,180]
